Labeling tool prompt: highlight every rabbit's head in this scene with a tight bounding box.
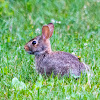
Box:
[24,23,54,55]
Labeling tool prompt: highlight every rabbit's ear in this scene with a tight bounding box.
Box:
[42,25,50,40]
[42,23,54,40]
[47,23,54,38]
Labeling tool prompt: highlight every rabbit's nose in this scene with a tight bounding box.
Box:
[24,45,29,51]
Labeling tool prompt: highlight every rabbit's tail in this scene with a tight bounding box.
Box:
[83,62,93,88]
[83,62,93,76]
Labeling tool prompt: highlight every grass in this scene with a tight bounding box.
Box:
[0,0,100,99]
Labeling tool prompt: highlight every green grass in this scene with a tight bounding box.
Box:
[0,0,100,99]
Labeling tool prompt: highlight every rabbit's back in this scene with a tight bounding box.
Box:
[35,51,86,76]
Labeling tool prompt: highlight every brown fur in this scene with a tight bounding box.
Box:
[24,23,87,77]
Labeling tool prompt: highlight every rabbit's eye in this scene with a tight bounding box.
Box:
[32,41,36,45]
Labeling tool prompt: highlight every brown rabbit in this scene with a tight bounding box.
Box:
[24,23,89,77]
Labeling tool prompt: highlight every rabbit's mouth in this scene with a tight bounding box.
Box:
[27,51,34,55]
[27,51,39,55]
[27,50,47,56]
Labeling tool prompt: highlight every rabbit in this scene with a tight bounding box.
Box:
[24,23,89,77]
